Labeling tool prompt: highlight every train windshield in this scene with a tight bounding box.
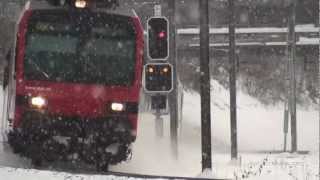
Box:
[24,11,136,86]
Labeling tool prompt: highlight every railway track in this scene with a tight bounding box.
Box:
[0,141,230,180]
[96,171,231,180]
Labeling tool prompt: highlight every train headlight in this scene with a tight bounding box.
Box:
[75,0,87,8]
[111,102,125,112]
[30,96,47,109]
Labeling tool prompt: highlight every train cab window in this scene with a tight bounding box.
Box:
[23,10,136,86]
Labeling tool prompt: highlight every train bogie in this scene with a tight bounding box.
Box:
[9,114,134,169]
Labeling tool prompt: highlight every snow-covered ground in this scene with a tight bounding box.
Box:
[0,80,319,179]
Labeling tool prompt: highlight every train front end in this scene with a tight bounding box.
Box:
[8,3,143,170]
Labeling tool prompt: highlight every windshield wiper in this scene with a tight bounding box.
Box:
[29,59,50,79]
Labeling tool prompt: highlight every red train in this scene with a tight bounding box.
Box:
[3,0,143,170]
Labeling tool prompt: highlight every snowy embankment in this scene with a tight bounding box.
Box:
[181,80,319,179]
[183,80,318,152]
[0,80,319,179]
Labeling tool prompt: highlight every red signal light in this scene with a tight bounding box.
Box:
[158,31,166,39]
[147,17,169,60]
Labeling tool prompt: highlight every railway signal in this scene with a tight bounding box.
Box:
[147,17,169,60]
[144,63,173,92]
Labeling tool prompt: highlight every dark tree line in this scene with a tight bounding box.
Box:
[177,46,319,107]
[0,17,14,80]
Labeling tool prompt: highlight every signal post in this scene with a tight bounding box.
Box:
[144,8,172,136]
[144,3,179,158]
[167,0,179,158]
[199,0,212,171]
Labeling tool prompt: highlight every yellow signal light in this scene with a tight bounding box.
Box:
[148,67,154,73]
[162,67,169,73]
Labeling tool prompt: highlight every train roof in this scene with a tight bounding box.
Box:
[26,0,138,18]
